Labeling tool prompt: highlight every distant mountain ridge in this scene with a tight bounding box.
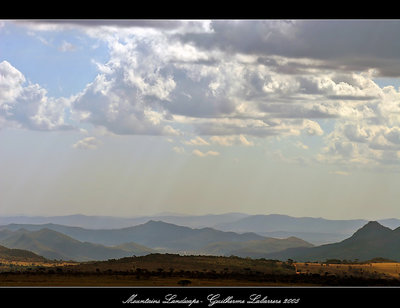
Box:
[264,221,400,262]
[0,221,314,260]
[198,236,313,258]
[0,228,155,262]
[0,213,249,229]
[2,215,400,263]
[2,213,399,245]
[214,214,400,244]
[0,221,268,249]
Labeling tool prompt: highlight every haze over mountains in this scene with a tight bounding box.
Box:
[0,228,155,261]
[265,221,400,262]
[1,213,400,263]
[0,220,313,261]
[0,213,248,230]
[2,213,399,245]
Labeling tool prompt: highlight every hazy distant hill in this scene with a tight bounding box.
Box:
[0,221,266,250]
[0,228,155,261]
[0,244,48,262]
[264,221,400,262]
[0,221,315,258]
[214,214,400,244]
[215,214,367,234]
[257,231,348,246]
[198,236,313,258]
[2,214,399,245]
[0,213,248,229]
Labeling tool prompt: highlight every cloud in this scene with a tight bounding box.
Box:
[179,20,400,77]
[71,46,180,135]
[0,61,71,131]
[295,141,309,150]
[12,20,212,39]
[72,136,102,150]
[317,119,400,167]
[63,23,396,149]
[0,60,25,104]
[192,149,220,157]
[17,20,187,30]
[58,40,76,52]
[210,135,254,146]
[303,119,324,136]
[4,20,400,168]
[183,136,210,146]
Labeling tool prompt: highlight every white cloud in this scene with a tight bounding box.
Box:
[0,61,71,131]
[210,135,254,146]
[58,40,76,52]
[183,136,210,146]
[0,61,25,105]
[192,149,220,157]
[302,119,324,136]
[72,136,102,150]
[5,20,400,169]
[295,141,309,150]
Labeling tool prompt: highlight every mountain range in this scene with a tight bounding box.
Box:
[214,214,400,245]
[264,221,400,262]
[198,236,313,258]
[0,221,313,261]
[0,228,155,261]
[2,213,399,245]
[0,221,265,248]
[0,213,248,230]
[2,214,400,263]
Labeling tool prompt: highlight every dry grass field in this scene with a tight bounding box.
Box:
[295,262,400,279]
[1,255,400,286]
[0,258,78,268]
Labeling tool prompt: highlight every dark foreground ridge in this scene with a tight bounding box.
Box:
[1,253,400,287]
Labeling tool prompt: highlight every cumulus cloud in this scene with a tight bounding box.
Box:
[72,136,102,150]
[5,20,400,167]
[71,42,180,135]
[0,61,71,131]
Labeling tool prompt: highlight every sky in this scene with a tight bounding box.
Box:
[1,19,400,220]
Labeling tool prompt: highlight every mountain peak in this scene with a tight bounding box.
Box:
[363,221,389,229]
[349,221,392,240]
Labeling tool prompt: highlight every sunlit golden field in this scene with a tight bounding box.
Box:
[0,258,78,269]
[295,262,400,279]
